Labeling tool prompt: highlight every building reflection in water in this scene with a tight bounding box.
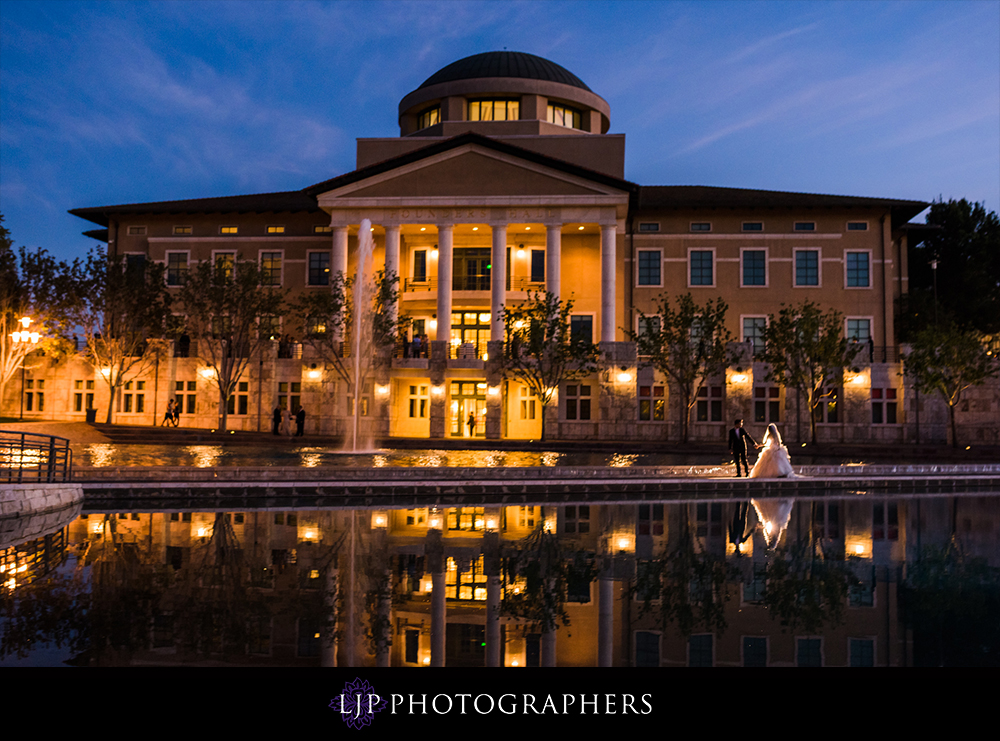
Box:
[2,494,999,667]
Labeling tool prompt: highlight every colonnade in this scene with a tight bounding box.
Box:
[328,216,619,344]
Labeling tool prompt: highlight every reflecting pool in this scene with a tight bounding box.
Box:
[3,490,999,667]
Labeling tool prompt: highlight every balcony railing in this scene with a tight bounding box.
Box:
[402,277,546,293]
[0,431,73,483]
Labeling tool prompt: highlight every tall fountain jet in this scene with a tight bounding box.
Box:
[345,219,377,453]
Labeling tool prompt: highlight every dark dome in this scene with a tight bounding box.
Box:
[418,51,592,92]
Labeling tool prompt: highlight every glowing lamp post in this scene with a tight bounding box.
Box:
[11,317,40,420]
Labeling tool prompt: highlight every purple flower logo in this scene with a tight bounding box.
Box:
[329,678,387,729]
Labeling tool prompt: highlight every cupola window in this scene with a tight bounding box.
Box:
[468,98,520,121]
[547,103,583,130]
[417,106,441,130]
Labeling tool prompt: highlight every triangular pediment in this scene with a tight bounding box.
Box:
[315,144,629,203]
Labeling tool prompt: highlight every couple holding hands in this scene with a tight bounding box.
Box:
[728,419,796,479]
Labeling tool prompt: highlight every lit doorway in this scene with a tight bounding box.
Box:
[450,380,486,437]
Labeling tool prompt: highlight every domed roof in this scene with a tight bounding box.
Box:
[418,51,592,92]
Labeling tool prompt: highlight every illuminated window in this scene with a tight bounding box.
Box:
[260,252,282,285]
[313,225,332,234]
[519,386,536,420]
[445,555,488,601]
[468,98,519,121]
[220,226,238,234]
[266,225,285,234]
[408,385,429,418]
[173,225,192,235]
[214,252,234,279]
[447,507,485,532]
[546,103,583,130]
[417,106,440,130]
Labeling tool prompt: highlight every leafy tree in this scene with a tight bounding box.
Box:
[760,543,861,634]
[630,531,740,638]
[177,255,285,432]
[291,270,405,388]
[903,323,999,448]
[628,293,733,443]
[499,525,596,635]
[901,198,1000,338]
[0,215,80,415]
[499,291,600,441]
[759,301,862,444]
[76,247,172,424]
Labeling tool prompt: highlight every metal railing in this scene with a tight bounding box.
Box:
[0,431,73,483]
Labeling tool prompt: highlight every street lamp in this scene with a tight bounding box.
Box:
[11,316,40,420]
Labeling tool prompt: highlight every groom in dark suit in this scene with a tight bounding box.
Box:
[728,419,758,477]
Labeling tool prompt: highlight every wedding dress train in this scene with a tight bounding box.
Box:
[748,423,796,479]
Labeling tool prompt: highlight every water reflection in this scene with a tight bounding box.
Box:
[3,492,999,667]
[185,445,222,468]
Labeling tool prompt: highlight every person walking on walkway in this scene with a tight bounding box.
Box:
[272,406,282,435]
[295,405,306,437]
[162,399,175,427]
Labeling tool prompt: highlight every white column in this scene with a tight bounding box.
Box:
[600,223,617,343]
[598,576,614,666]
[384,225,401,325]
[435,224,454,342]
[431,570,446,666]
[545,224,562,300]
[332,226,349,280]
[490,222,507,341]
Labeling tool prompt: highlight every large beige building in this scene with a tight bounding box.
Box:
[35,51,979,443]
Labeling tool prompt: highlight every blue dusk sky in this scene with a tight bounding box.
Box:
[1,0,998,261]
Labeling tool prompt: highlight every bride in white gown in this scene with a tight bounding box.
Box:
[748,423,796,479]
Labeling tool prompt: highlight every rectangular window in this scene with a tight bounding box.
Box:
[846,252,870,287]
[413,250,427,282]
[743,317,767,355]
[570,315,593,345]
[847,222,868,231]
[546,103,583,130]
[173,225,192,235]
[847,318,871,343]
[313,225,332,234]
[797,638,823,667]
[530,249,545,283]
[813,388,840,424]
[564,384,592,421]
[690,250,713,286]
[690,222,711,232]
[812,501,840,540]
[742,222,763,231]
[850,639,875,667]
[794,222,816,231]
[127,226,147,236]
[562,505,590,534]
[220,226,238,234]
[795,250,819,286]
[468,98,519,122]
[417,106,440,130]
[166,253,188,286]
[308,252,330,285]
[635,632,660,667]
[227,381,249,415]
[638,385,666,421]
[266,225,285,234]
[638,222,660,233]
[753,386,781,424]
[872,502,898,541]
[871,388,898,424]
[696,503,722,538]
[689,635,713,667]
[637,250,661,286]
[408,385,429,418]
[260,252,282,285]
[696,386,723,422]
[743,637,768,667]
[742,249,766,286]
[519,386,536,420]
[637,504,664,536]
[637,315,661,344]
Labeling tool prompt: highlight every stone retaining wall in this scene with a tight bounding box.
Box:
[0,483,85,518]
